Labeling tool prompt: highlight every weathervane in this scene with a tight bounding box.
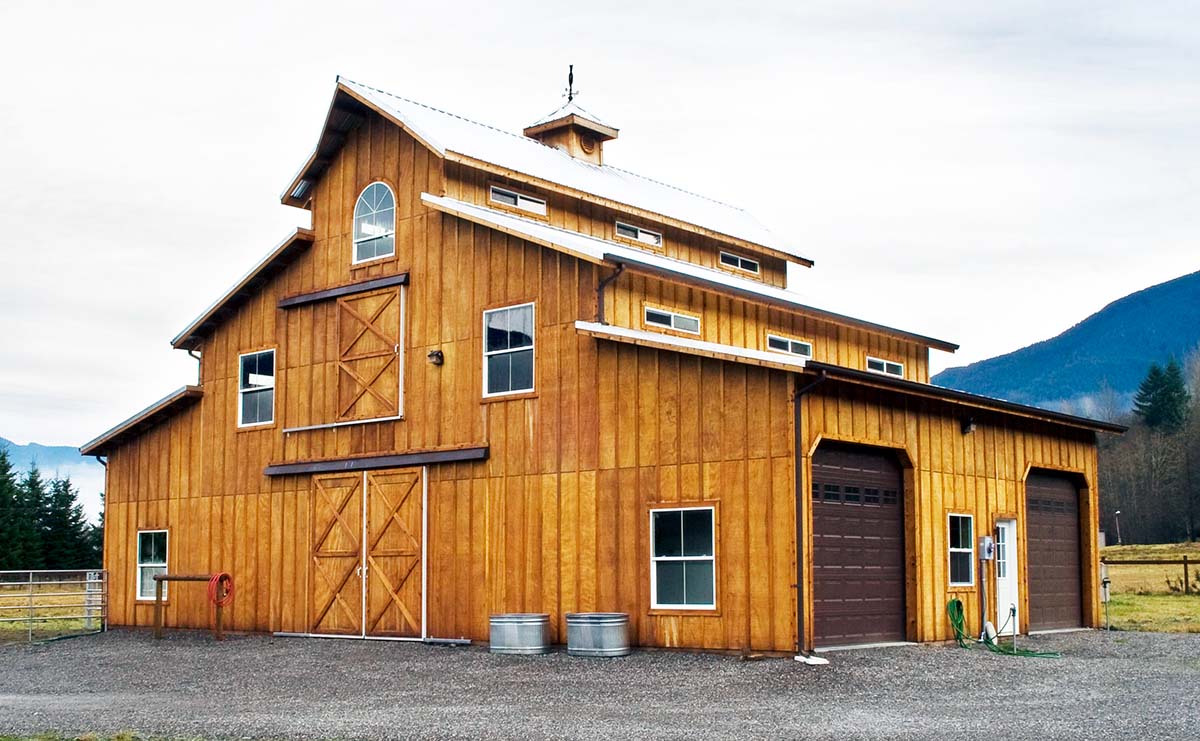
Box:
[564,64,578,102]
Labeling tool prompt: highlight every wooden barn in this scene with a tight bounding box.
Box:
[81,76,1123,653]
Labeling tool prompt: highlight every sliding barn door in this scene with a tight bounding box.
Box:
[309,473,364,635]
[336,287,402,421]
[365,470,423,638]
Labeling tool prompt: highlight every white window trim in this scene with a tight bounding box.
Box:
[719,250,760,275]
[615,221,663,249]
[237,349,276,428]
[489,185,547,216]
[352,182,397,266]
[948,513,975,587]
[136,529,168,601]
[644,306,701,335]
[650,506,716,610]
[866,355,905,378]
[482,302,536,398]
[766,333,813,358]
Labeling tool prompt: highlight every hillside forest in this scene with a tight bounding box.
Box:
[0,446,101,570]
[1089,347,1200,544]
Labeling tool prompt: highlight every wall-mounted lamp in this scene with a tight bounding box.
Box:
[427,349,444,366]
[961,417,977,435]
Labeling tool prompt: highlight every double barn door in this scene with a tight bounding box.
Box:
[309,469,423,638]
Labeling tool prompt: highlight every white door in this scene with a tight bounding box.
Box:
[994,519,1019,636]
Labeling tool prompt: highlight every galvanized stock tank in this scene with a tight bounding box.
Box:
[565,612,631,657]
[489,613,551,655]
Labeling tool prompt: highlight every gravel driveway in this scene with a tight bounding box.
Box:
[1,629,1197,740]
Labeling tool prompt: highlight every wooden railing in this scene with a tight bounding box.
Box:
[1101,556,1193,594]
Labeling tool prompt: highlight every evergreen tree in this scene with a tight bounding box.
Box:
[0,447,21,570]
[10,465,47,569]
[1133,361,1191,431]
[85,491,105,568]
[41,477,92,569]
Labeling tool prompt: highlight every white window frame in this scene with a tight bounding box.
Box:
[489,185,547,216]
[719,250,760,275]
[650,506,716,610]
[866,355,904,377]
[352,182,397,265]
[766,333,813,358]
[136,529,168,601]
[482,302,536,398]
[615,221,664,249]
[644,306,700,335]
[237,349,276,428]
[948,513,975,587]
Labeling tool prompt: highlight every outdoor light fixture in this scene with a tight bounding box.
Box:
[427,349,444,365]
[961,417,977,435]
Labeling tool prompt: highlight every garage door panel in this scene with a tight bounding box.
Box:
[812,444,906,647]
[1026,473,1083,631]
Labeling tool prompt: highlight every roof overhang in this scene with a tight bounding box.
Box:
[804,361,1127,434]
[171,228,314,351]
[575,320,809,372]
[80,386,203,457]
[523,113,619,142]
[423,193,956,353]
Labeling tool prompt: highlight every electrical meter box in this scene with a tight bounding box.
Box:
[979,535,995,561]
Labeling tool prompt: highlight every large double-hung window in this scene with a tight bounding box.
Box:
[483,303,534,397]
[238,349,275,426]
[136,530,168,600]
[651,507,716,609]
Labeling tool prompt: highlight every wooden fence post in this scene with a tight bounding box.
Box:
[154,578,164,639]
[1185,556,1191,596]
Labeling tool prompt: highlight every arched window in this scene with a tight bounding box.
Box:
[353,182,395,263]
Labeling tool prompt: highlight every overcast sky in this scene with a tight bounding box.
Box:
[1,0,1198,451]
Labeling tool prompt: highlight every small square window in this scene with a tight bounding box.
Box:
[866,356,904,377]
[644,307,700,335]
[766,334,812,358]
[719,251,760,275]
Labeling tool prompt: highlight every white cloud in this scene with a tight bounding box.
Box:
[1,0,1197,445]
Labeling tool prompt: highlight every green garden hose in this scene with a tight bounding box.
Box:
[946,599,1060,658]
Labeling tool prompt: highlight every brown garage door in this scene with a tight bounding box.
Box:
[811,443,906,646]
[1026,472,1083,631]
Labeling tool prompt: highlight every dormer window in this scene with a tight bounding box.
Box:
[615,221,663,250]
[490,185,547,216]
[353,182,396,264]
[719,251,760,275]
[867,356,904,377]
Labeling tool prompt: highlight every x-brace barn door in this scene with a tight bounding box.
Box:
[308,468,424,639]
[309,473,364,636]
[365,470,423,637]
[336,287,402,422]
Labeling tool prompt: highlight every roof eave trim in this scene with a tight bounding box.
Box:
[171,228,315,350]
[805,361,1127,434]
[80,386,203,456]
[282,79,450,208]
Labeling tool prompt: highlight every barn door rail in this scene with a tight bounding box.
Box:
[0,569,108,643]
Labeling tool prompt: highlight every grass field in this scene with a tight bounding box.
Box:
[0,578,105,643]
[1101,542,1200,633]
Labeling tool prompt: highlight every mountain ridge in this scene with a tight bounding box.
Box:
[932,270,1200,412]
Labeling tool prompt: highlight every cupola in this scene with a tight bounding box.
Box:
[523,67,618,166]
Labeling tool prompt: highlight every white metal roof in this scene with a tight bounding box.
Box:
[527,99,614,129]
[338,78,803,260]
[575,321,809,371]
[420,193,959,352]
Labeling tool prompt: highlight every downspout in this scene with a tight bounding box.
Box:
[187,348,202,385]
[596,264,625,325]
[794,369,827,660]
